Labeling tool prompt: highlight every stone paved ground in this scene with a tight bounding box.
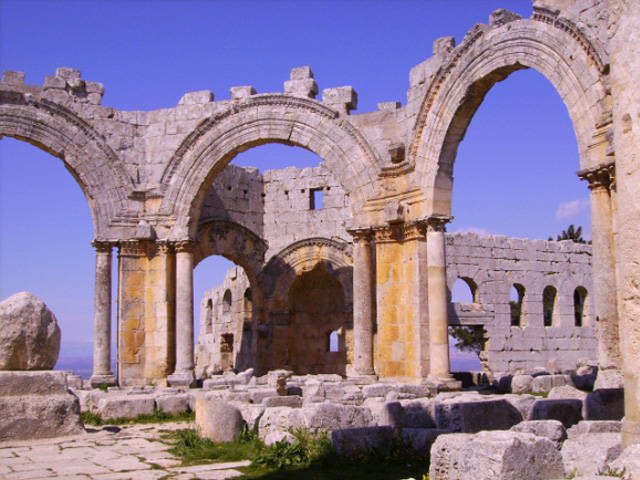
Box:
[0,422,249,480]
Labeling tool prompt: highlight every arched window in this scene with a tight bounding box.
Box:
[543,286,557,327]
[574,287,588,327]
[205,298,213,334]
[222,289,232,314]
[450,277,478,303]
[243,288,252,332]
[327,330,340,353]
[510,284,525,327]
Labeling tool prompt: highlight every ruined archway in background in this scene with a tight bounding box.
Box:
[411,16,609,217]
[0,93,129,238]
[159,94,382,239]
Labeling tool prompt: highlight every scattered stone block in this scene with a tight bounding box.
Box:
[584,389,624,420]
[531,374,574,394]
[155,393,190,415]
[561,432,622,476]
[262,395,302,408]
[0,292,61,370]
[95,394,155,420]
[608,444,640,479]
[196,396,244,443]
[511,420,567,449]
[400,428,449,455]
[264,430,295,446]
[567,420,622,439]
[548,385,588,400]
[331,426,394,456]
[530,398,583,428]
[511,374,533,394]
[431,431,564,480]
[0,371,83,441]
[435,397,522,433]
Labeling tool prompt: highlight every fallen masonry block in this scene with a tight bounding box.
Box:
[435,397,522,433]
[561,432,622,477]
[584,388,624,420]
[196,396,244,443]
[331,426,394,456]
[530,398,583,428]
[510,420,567,449]
[567,420,622,439]
[95,394,155,420]
[430,431,564,480]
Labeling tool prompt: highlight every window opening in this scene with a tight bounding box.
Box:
[328,330,339,352]
[310,188,324,210]
[543,286,557,327]
[510,284,525,327]
[574,287,588,327]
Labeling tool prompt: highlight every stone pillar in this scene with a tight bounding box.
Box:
[90,241,117,387]
[579,164,621,388]
[426,217,457,387]
[168,240,196,387]
[350,228,375,376]
[609,0,640,447]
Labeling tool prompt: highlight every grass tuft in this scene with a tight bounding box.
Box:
[81,408,194,426]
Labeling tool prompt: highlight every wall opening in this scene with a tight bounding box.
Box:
[543,285,557,327]
[328,329,340,352]
[289,268,347,375]
[310,188,324,210]
[510,284,525,327]
[574,286,588,327]
[450,277,477,303]
[222,289,232,314]
[449,325,485,372]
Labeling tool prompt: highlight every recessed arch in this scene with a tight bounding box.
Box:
[159,94,382,239]
[411,18,609,218]
[0,94,129,238]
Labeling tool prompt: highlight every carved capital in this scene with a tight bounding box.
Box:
[578,162,615,192]
[348,228,374,243]
[118,240,146,256]
[91,240,116,254]
[426,216,452,233]
[174,240,196,254]
[155,240,173,255]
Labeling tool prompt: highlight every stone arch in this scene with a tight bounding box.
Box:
[193,219,268,286]
[259,237,353,308]
[0,93,129,238]
[410,18,609,216]
[159,94,382,239]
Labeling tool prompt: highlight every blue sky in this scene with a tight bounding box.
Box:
[0,0,591,361]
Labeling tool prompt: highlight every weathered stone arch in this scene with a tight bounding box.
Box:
[410,17,609,216]
[260,237,353,307]
[0,93,129,238]
[159,94,382,239]
[194,219,268,285]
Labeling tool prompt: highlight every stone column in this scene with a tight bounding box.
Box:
[90,241,117,387]
[579,164,621,388]
[426,217,457,387]
[350,228,375,376]
[168,240,196,387]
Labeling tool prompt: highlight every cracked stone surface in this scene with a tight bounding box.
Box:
[0,422,248,480]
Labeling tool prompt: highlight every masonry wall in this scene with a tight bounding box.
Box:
[446,233,596,374]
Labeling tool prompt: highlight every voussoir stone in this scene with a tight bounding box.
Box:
[0,292,61,370]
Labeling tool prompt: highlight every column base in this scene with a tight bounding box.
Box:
[167,370,196,388]
[90,374,118,389]
[425,375,462,392]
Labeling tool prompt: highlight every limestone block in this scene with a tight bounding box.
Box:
[262,395,302,408]
[0,392,83,441]
[548,385,588,401]
[511,420,567,449]
[178,90,214,105]
[429,433,476,480]
[267,369,293,388]
[230,86,256,100]
[264,430,295,446]
[196,396,244,443]
[230,402,265,431]
[511,374,534,393]
[453,431,564,480]
[302,403,373,433]
[258,406,305,439]
[530,399,583,428]
[608,444,640,479]
[0,370,68,396]
[331,426,394,457]
[248,387,278,404]
[561,433,622,477]
[96,394,155,420]
[584,389,624,420]
[155,394,190,415]
[531,374,574,394]
[380,400,435,429]
[322,86,357,113]
[2,70,25,84]
[400,428,449,455]
[0,292,61,370]
[362,383,399,398]
[435,397,522,433]
[567,420,622,439]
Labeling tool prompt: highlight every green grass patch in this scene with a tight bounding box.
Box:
[165,427,430,480]
[81,408,194,426]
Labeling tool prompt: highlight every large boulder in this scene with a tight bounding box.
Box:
[196,396,244,443]
[0,292,61,370]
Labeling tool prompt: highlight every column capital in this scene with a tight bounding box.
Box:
[91,240,117,253]
[426,215,453,233]
[118,240,147,256]
[348,228,374,243]
[578,162,615,191]
[174,240,196,253]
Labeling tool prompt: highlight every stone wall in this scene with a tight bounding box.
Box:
[197,231,596,376]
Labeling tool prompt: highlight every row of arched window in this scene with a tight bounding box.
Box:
[451,278,589,328]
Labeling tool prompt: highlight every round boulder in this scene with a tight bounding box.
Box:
[0,292,61,370]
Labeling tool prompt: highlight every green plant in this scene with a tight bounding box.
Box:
[167,426,263,465]
[597,466,629,479]
[81,408,194,426]
[254,430,333,470]
[99,383,109,392]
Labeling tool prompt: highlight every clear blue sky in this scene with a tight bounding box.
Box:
[0,0,591,360]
